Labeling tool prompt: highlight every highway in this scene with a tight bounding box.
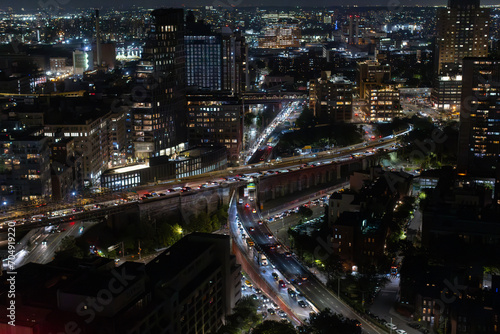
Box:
[3,220,99,269]
[235,194,384,334]
[244,101,302,164]
[247,102,302,164]
[0,121,410,331]
[0,125,410,234]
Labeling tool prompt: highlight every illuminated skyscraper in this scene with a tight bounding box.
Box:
[142,8,187,158]
[185,35,222,91]
[185,25,247,95]
[432,0,490,111]
[309,71,353,122]
[458,58,500,176]
[435,0,489,74]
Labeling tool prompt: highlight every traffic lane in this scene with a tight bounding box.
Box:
[19,223,74,266]
[20,220,92,267]
[238,206,313,324]
[258,258,318,318]
[265,251,307,280]
[1,135,402,226]
[238,201,383,334]
[241,206,333,304]
[299,279,381,334]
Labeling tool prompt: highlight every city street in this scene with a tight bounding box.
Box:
[233,193,384,334]
[10,220,99,269]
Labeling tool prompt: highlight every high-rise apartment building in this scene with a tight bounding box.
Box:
[357,60,391,99]
[259,20,301,49]
[221,28,248,95]
[309,71,353,122]
[435,0,490,74]
[142,8,187,157]
[44,111,111,188]
[458,58,500,176]
[131,60,155,160]
[187,94,243,161]
[185,22,247,95]
[0,131,52,202]
[368,87,403,122]
[432,0,490,111]
[185,34,222,91]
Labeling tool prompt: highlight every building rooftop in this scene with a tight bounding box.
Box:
[0,262,77,309]
[146,233,228,284]
[59,261,144,296]
[0,128,45,141]
[106,163,150,175]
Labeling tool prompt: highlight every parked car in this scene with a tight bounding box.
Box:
[385,323,397,330]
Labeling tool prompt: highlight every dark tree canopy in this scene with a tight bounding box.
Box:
[253,320,297,334]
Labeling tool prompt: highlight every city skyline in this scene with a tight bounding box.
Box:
[1,0,500,12]
[0,0,499,333]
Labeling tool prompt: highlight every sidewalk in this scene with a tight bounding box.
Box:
[307,265,329,285]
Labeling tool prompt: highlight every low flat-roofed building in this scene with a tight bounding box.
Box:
[0,130,52,202]
[101,146,227,191]
[187,94,243,162]
[309,71,353,122]
[0,234,240,334]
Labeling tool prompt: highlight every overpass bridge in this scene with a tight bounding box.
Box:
[242,92,308,103]
[2,153,379,233]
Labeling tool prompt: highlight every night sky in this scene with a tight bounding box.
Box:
[0,0,498,11]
